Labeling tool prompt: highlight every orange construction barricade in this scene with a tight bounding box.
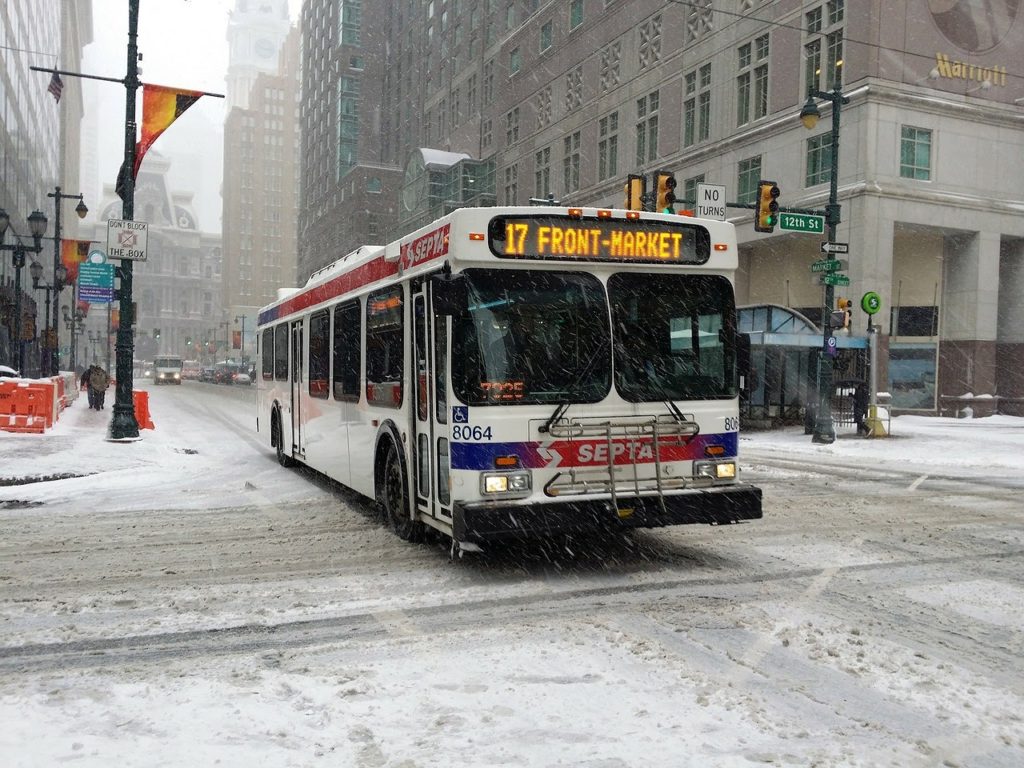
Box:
[133,389,155,430]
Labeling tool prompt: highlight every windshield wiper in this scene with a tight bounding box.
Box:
[538,336,609,434]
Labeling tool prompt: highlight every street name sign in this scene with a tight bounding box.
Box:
[811,259,843,273]
[106,219,148,261]
[695,183,726,220]
[820,241,849,254]
[778,212,824,234]
[823,273,851,286]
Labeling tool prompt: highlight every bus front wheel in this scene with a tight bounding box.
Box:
[380,443,424,543]
[273,411,296,468]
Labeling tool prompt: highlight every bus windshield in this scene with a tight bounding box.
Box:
[452,269,610,405]
[450,270,736,406]
[609,273,737,402]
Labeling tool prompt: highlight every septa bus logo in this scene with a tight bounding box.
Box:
[399,223,450,270]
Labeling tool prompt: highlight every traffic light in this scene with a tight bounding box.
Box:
[153,328,161,339]
[655,171,677,213]
[754,180,780,232]
[186,336,192,346]
[624,174,645,211]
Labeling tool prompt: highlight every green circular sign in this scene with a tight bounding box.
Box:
[861,291,882,315]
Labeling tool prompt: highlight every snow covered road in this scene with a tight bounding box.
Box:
[1,384,1022,766]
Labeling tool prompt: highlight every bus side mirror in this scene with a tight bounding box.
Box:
[735,332,752,393]
[431,272,468,315]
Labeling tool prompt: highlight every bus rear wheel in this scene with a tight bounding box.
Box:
[380,444,424,543]
[273,411,295,468]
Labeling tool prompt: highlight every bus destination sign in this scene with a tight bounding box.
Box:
[490,216,710,264]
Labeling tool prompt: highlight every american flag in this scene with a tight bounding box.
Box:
[47,70,63,103]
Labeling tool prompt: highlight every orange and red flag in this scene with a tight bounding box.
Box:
[61,239,91,283]
[133,84,203,177]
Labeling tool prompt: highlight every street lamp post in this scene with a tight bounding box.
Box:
[29,260,67,376]
[62,304,86,372]
[221,320,230,364]
[46,186,88,375]
[0,209,48,373]
[234,315,247,363]
[88,330,102,365]
[800,79,850,445]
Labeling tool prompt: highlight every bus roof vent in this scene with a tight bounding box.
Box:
[276,287,300,301]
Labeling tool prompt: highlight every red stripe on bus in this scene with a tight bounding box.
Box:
[273,256,399,320]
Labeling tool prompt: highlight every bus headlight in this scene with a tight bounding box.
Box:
[693,460,736,482]
[481,471,532,498]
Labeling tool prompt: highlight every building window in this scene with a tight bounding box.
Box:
[738,34,769,126]
[683,174,705,206]
[503,163,519,204]
[467,73,477,108]
[805,3,843,94]
[340,0,362,45]
[509,46,521,75]
[483,59,494,102]
[635,90,659,166]
[482,118,492,149]
[900,126,932,180]
[539,20,552,52]
[570,0,584,29]
[505,106,519,145]
[698,63,711,142]
[806,133,832,186]
[535,146,551,198]
[737,155,761,205]
[563,130,581,192]
[684,71,696,147]
[598,111,619,180]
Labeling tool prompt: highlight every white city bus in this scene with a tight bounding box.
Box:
[256,205,761,551]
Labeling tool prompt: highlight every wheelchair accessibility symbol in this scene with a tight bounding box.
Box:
[452,406,469,423]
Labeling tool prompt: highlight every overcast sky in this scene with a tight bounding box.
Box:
[82,0,302,232]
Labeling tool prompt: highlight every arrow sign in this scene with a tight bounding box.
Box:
[820,241,849,254]
[823,273,851,286]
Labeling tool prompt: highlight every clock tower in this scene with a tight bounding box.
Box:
[226,0,291,111]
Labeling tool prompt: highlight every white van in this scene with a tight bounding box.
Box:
[153,355,183,385]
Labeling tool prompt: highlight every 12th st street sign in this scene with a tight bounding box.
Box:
[106,219,148,261]
[778,212,825,234]
[823,273,851,286]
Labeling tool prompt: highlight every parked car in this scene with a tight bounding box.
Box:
[199,366,217,383]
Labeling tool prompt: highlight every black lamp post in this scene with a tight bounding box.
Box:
[87,330,102,365]
[29,259,67,376]
[46,186,88,376]
[0,209,48,374]
[62,304,86,372]
[800,79,850,445]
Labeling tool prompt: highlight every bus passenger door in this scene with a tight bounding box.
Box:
[413,286,454,524]
[291,320,304,459]
[412,293,434,520]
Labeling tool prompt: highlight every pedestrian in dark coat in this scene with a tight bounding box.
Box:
[89,366,110,410]
[81,366,95,409]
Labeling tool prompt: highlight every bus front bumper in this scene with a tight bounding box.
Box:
[452,484,762,544]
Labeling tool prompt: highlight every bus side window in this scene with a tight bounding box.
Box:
[366,287,404,408]
[261,329,274,380]
[332,301,361,401]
